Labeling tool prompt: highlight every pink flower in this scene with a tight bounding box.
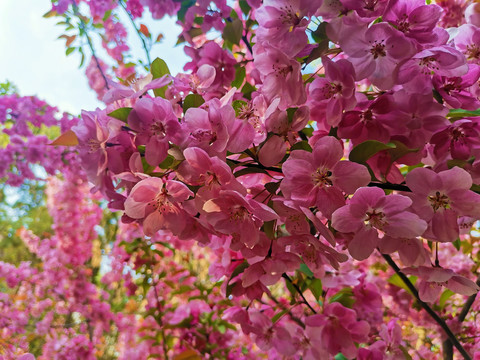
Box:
[184,99,234,156]
[332,187,427,260]
[384,0,443,44]
[281,136,371,218]
[202,190,278,250]
[403,266,479,302]
[433,64,480,110]
[340,22,415,89]
[430,119,480,160]
[254,44,306,110]
[127,97,183,166]
[307,57,357,127]
[397,46,468,95]
[255,0,319,56]
[405,167,480,242]
[306,303,370,359]
[124,178,193,236]
[454,24,480,64]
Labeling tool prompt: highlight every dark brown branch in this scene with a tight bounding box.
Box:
[282,273,317,314]
[443,275,480,360]
[382,253,472,360]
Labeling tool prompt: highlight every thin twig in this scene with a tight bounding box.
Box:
[382,253,472,360]
[443,274,480,360]
[282,274,317,314]
[72,2,110,89]
[118,0,152,68]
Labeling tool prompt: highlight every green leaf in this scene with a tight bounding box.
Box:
[311,22,328,43]
[177,0,196,22]
[439,289,455,309]
[452,238,461,251]
[183,94,205,112]
[349,140,395,164]
[335,354,348,360]
[108,107,132,122]
[290,141,312,152]
[329,287,354,308]
[158,155,174,169]
[387,274,417,296]
[447,108,480,120]
[308,278,323,300]
[388,140,418,162]
[232,66,246,88]
[65,47,75,56]
[271,309,289,324]
[241,82,256,100]
[239,0,252,15]
[223,18,243,45]
[299,263,314,277]
[151,57,170,97]
[232,100,247,116]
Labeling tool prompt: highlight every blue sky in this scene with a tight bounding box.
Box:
[0,0,188,115]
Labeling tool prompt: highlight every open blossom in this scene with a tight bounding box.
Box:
[332,187,427,260]
[255,0,321,56]
[127,97,183,166]
[430,119,480,160]
[184,99,234,155]
[397,46,468,95]
[454,24,480,64]
[254,44,306,110]
[383,0,443,44]
[307,57,357,127]
[124,178,193,236]
[281,136,371,217]
[405,167,480,242]
[306,303,370,359]
[403,266,479,302]
[202,190,278,250]
[339,22,414,89]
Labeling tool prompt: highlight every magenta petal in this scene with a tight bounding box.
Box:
[332,161,371,194]
[384,212,427,238]
[258,135,287,167]
[406,167,441,195]
[440,166,472,191]
[418,280,442,303]
[348,227,378,261]
[143,211,162,237]
[145,137,168,166]
[331,205,362,233]
[446,276,479,296]
[431,210,459,243]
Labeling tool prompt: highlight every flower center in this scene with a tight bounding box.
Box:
[364,209,387,229]
[192,129,217,144]
[428,191,450,211]
[87,138,102,153]
[312,168,333,187]
[370,41,386,59]
[229,206,250,222]
[150,121,166,137]
[279,5,302,29]
[466,44,480,60]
